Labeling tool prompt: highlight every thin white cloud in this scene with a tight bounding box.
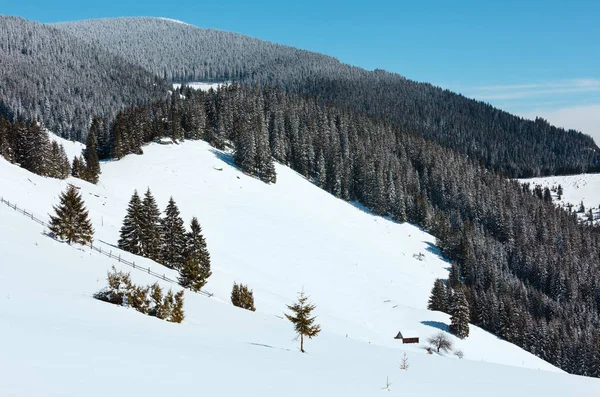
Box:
[519,104,600,146]
[452,79,600,101]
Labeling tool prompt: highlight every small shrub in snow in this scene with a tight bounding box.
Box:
[95,268,184,323]
[231,282,256,311]
[454,349,464,359]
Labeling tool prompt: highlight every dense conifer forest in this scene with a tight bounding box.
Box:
[0,16,168,141]
[55,17,600,177]
[95,83,600,376]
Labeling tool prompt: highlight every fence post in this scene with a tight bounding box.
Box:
[148,267,150,274]
[118,254,121,263]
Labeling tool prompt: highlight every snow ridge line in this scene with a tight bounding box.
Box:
[0,196,213,298]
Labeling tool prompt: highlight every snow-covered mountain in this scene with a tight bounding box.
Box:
[1,139,598,396]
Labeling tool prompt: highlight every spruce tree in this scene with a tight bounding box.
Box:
[427,279,448,313]
[48,184,94,245]
[118,190,144,255]
[82,117,101,184]
[169,290,185,323]
[231,282,256,311]
[72,156,83,178]
[449,288,470,339]
[140,188,162,261]
[285,290,321,353]
[161,197,187,269]
[178,217,211,290]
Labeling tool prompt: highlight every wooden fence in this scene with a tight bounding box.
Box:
[0,196,213,297]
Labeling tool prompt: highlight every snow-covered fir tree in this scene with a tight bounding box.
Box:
[48,184,94,245]
[160,197,186,269]
[118,190,144,255]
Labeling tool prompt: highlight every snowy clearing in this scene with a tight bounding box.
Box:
[520,173,600,225]
[1,139,599,396]
[172,81,229,91]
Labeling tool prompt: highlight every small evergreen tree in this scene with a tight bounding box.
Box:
[118,190,144,255]
[48,184,94,245]
[72,156,83,178]
[148,283,164,317]
[449,288,470,339]
[156,289,174,320]
[427,278,448,313]
[231,282,256,311]
[169,290,185,323]
[448,263,462,289]
[94,266,132,306]
[178,217,211,291]
[82,117,101,184]
[161,197,186,269]
[285,290,321,353]
[140,188,162,261]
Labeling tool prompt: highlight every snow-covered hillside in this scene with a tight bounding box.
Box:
[521,173,600,226]
[1,140,599,396]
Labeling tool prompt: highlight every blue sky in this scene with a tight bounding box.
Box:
[4,0,600,142]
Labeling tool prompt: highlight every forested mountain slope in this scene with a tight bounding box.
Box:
[54,17,600,177]
[0,16,168,140]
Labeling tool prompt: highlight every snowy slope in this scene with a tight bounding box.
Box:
[47,129,85,163]
[1,141,599,396]
[520,173,600,225]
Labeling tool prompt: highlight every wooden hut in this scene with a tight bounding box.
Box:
[394,330,419,344]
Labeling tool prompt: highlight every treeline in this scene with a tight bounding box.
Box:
[95,83,600,376]
[0,114,101,184]
[0,116,70,178]
[55,17,600,178]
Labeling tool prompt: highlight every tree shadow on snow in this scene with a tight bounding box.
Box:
[424,241,451,264]
[421,320,450,333]
[210,149,237,169]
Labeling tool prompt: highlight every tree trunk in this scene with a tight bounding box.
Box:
[300,334,304,353]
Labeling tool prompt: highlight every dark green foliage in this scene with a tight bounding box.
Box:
[140,188,163,261]
[169,290,185,323]
[161,197,186,269]
[82,117,101,184]
[95,268,184,322]
[178,217,211,291]
[48,184,94,245]
[231,282,256,311]
[0,118,68,179]
[47,141,71,179]
[71,156,83,178]
[157,290,174,320]
[285,290,321,353]
[427,279,448,313]
[94,266,132,306]
[448,263,462,290]
[118,190,144,255]
[449,288,470,339]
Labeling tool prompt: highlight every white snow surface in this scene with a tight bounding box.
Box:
[1,140,599,396]
[520,173,600,225]
[172,81,228,92]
